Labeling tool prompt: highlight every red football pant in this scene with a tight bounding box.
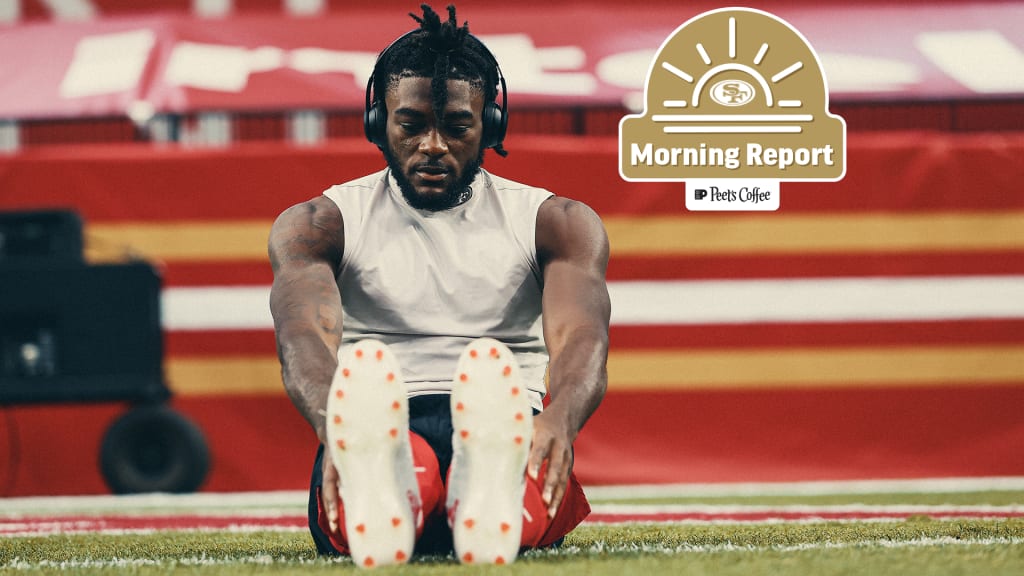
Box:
[315,431,590,554]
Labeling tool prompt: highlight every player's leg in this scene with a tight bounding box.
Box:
[315,340,443,567]
[520,464,591,548]
[446,338,534,564]
[307,432,444,558]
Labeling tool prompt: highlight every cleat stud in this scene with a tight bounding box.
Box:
[389,428,398,438]
[386,372,395,381]
[511,387,520,396]
[515,412,524,421]
[503,365,512,376]
[460,430,469,439]
[490,347,499,358]
[496,556,506,565]
[335,389,344,399]
[363,556,374,567]
[333,415,342,425]
[462,552,474,564]
[395,550,407,562]
[459,373,468,382]
[514,436,523,445]
[355,523,365,534]
[392,517,402,527]
[336,439,346,450]
[456,402,465,411]
[376,349,383,360]
[342,368,350,378]
[355,349,363,359]
[464,518,475,528]
[392,400,401,410]
[501,522,511,533]
[469,349,478,358]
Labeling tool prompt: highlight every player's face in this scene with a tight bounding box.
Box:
[383,77,485,211]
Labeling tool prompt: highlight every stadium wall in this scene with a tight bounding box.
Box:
[0,132,1022,495]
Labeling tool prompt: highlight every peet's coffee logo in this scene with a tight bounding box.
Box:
[619,8,846,187]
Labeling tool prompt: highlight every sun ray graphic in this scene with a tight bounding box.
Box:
[655,13,814,133]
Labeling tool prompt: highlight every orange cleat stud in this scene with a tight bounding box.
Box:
[392,400,401,410]
[395,550,407,562]
[503,365,512,376]
[501,522,511,533]
[469,349,478,358]
[464,518,475,528]
[335,389,344,399]
[459,373,468,382]
[392,517,402,527]
[456,402,465,411]
[386,372,395,381]
[490,347,499,358]
[355,523,366,534]
[355,349,363,359]
[389,428,398,438]
[462,552,474,564]
[460,430,470,439]
[511,387,520,396]
[515,412,524,421]
[514,436,523,445]
[496,556,506,565]
[363,557,374,567]
[333,415,342,425]
[376,349,383,360]
[342,368,350,378]
[336,439,346,450]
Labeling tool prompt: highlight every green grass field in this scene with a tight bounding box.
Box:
[2,488,1023,575]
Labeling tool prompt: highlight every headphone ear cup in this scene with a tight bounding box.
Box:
[364,101,387,147]
[481,101,506,150]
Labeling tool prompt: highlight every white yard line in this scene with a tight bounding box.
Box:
[589,503,1024,515]
[0,490,309,515]
[4,477,1024,515]
[584,477,1024,500]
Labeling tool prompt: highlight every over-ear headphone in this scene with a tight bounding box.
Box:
[364,30,508,151]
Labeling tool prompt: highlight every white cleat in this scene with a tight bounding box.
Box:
[326,340,421,568]
[447,337,533,565]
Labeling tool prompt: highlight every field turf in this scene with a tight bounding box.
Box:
[2,485,1023,575]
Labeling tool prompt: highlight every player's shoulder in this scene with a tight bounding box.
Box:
[537,195,604,230]
[269,196,343,252]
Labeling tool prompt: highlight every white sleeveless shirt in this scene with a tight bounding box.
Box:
[323,168,553,410]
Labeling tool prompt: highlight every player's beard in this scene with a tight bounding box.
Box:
[384,145,485,212]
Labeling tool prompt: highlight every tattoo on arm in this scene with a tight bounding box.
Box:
[269,198,345,442]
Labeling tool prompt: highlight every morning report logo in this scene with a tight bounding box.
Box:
[619,8,846,211]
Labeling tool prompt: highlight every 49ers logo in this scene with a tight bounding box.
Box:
[710,79,755,106]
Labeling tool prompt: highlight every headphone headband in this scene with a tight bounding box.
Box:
[363,29,508,151]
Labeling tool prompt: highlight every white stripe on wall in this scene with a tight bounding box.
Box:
[161,276,1024,331]
[607,276,1024,325]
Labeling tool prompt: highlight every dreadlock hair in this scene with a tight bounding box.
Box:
[373,3,508,156]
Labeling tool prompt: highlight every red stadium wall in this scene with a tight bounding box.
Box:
[1,132,1023,495]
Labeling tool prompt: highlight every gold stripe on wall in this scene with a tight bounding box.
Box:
[166,345,1024,396]
[168,357,283,395]
[607,345,1024,390]
[604,212,1024,255]
[88,221,271,262]
[88,212,1024,263]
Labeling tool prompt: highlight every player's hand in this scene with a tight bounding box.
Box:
[528,409,575,518]
[321,447,342,534]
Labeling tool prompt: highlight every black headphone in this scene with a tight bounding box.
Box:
[363,29,508,151]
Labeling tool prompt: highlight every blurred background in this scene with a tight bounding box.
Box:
[0,0,1022,497]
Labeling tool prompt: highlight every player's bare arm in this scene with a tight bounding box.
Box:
[533,196,611,517]
[268,195,345,531]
